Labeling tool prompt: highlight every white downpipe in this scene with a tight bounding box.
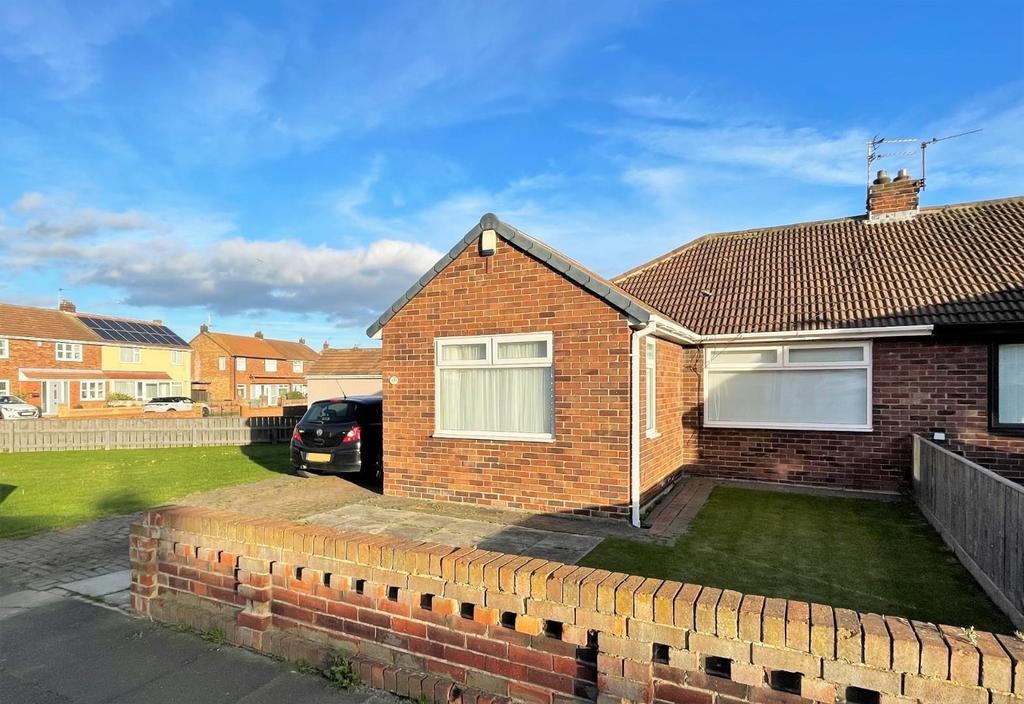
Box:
[630,323,656,527]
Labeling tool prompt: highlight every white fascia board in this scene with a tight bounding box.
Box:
[699,324,934,344]
[649,316,701,344]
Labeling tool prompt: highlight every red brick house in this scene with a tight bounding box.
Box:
[190,326,318,404]
[0,300,191,415]
[306,347,382,401]
[367,174,1023,522]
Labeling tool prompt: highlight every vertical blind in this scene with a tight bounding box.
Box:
[436,335,554,437]
[999,343,1024,424]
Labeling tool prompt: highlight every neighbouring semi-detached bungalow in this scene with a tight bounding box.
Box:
[305,346,382,401]
[0,299,191,415]
[189,325,318,404]
[367,171,1024,523]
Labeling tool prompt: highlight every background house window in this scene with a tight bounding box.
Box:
[120,346,142,363]
[80,381,105,401]
[704,342,872,431]
[170,350,184,365]
[112,381,136,398]
[0,380,9,395]
[0,338,8,358]
[292,360,303,373]
[646,337,657,435]
[218,356,227,371]
[55,342,83,361]
[265,359,278,372]
[236,357,246,371]
[236,384,246,399]
[992,343,1024,431]
[435,333,554,440]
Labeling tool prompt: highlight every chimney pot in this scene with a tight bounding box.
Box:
[873,169,891,185]
[894,168,911,182]
[322,340,330,351]
[254,331,264,339]
[152,319,162,325]
[299,337,305,345]
[58,299,76,313]
[200,323,209,333]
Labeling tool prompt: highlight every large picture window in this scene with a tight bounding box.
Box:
[435,333,554,441]
[991,343,1024,432]
[120,346,142,363]
[704,342,872,431]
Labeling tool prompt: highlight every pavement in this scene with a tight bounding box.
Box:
[0,577,400,704]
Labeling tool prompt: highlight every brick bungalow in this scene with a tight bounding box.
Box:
[367,172,1023,523]
[190,326,318,404]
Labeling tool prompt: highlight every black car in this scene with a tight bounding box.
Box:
[290,396,382,479]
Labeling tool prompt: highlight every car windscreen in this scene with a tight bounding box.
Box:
[0,396,25,404]
[302,401,357,424]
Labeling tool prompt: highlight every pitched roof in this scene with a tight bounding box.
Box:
[614,197,1024,336]
[309,348,382,376]
[265,338,319,361]
[0,302,101,342]
[367,213,677,337]
[199,331,318,360]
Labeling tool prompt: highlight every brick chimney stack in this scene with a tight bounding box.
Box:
[254,331,264,339]
[200,323,209,333]
[58,299,76,313]
[867,168,923,223]
[299,337,306,345]
[322,341,330,351]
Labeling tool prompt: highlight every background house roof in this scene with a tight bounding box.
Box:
[75,313,189,349]
[200,331,318,360]
[614,197,1024,336]
[367,213,678,337]
[309,348,382,376]
[0,303,101,342]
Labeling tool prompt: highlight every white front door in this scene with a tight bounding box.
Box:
[42,381,69,415]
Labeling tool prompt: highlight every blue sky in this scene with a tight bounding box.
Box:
[1,1,1022,347]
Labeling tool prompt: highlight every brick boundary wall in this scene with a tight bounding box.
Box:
[131,506,1024,704]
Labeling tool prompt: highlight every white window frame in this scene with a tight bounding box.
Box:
[434,332,555,442]
[0,338,8,359]
[265,359,278,372]
[236,357,246,371]
[80,381,106,401]
[645,337,658,438]
[170,350,184,366]
[292,360,303,373]
[218,356,227,371]
[0,380,9,395]
[703,341,873,432]
[120,346,142,364]
[55,342,83,362]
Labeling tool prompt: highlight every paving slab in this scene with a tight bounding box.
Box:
[59,569,130,598]
[0,591,398,704]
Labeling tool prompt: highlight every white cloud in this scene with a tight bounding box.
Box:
[0,0,173,95]
[1,202,443,327]
[12,191,47,212]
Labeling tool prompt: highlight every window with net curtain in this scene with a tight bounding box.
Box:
[995,343,1024,428]
[704,343,872,431]
[436,334,554,439]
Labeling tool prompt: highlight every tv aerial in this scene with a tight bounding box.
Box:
[866,129,982,190]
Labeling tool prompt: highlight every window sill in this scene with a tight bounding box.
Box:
[645,430,662,439]
[703,421,873,433]
[432,431,556,443]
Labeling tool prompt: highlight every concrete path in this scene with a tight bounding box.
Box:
[0,579,400,704]
[644,477,714,540]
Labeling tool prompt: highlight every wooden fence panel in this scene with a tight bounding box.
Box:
[0,416,295,453]
[912,434,1024,629]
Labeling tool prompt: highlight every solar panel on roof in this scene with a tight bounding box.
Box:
[77,315,187,347]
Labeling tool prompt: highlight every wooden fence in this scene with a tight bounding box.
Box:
[912,434,1024,629]
[0,416,296,453]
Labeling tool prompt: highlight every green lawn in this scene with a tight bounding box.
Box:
[0,445,292,539]
[581,486,1012,633]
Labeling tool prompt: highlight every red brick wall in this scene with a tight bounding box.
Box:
[688,338,1024,490]
[638,338,698,504]
[191,334,236,401]
[0,337,103,410]
[381,237,634,518]
[133,506,1024,704]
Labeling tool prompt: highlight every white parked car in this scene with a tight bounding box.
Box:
[143,396,209,416]
[0,395,41,419]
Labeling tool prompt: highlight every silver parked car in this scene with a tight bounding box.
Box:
[142,396,209,416]
[0,395,40,419]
